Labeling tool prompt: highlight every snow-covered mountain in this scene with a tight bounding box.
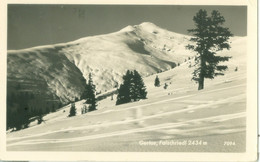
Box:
[7,22,193,104]
[7,32,247,152]
[7,19,247,151]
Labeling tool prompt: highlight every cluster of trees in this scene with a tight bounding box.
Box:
[7,73,98,130]
[69,73,97,117]
[116,70,147,105]
[7,91,61,130]
[154,76,168,89]
[69,70,147,109]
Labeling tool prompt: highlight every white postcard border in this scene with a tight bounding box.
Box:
[0,0,257,161]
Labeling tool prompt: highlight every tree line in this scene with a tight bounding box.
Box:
[68,70,148,117]
[68,73,97,117]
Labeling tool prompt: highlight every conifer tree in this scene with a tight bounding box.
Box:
[116,70,132,105]
[154,75,160,87]
[187,9,233,90]
[82,73,97,112]
[68,103,76,117]
[133,70,147,100]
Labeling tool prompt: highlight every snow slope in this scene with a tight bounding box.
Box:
[7,35,246,152]
[7,22,193,105]
[60,22,193,92]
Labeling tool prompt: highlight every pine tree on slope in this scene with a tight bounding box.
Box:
[83,73,97,112]
[133,70,147,100]
[186,9,233,90]
[68,103,76,117]
[154,75,160,87]
[116,70,132,105]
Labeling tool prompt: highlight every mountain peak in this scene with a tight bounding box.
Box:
[136,22,162,33]
[119,25,136,32]
[138,22,157,27]
[120,22,159,33]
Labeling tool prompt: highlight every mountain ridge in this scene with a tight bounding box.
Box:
[8,22,187,52]
[7,22,243,106]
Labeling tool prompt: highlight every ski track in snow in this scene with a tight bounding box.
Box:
[149,73,245,97]
[88,83,246,115]
[7,83,245,143]
[7,91,245,147]
[7,111,245,147]
[7,75,246,149]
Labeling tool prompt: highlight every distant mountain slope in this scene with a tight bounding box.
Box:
[58,22,193,92]
[8,46,87,103]
[7,22,193,104]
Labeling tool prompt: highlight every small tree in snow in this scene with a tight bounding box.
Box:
[81,105,88,114]
[68,103,76,117]
[81,73,97,112]
[154,75,160,87]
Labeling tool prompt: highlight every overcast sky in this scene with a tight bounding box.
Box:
[8,5,247,50]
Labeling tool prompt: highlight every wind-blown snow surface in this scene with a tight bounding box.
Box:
[7,35,246,152]
[7,22,192,103]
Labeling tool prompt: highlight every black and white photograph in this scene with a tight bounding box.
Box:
[0,0,257,161]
